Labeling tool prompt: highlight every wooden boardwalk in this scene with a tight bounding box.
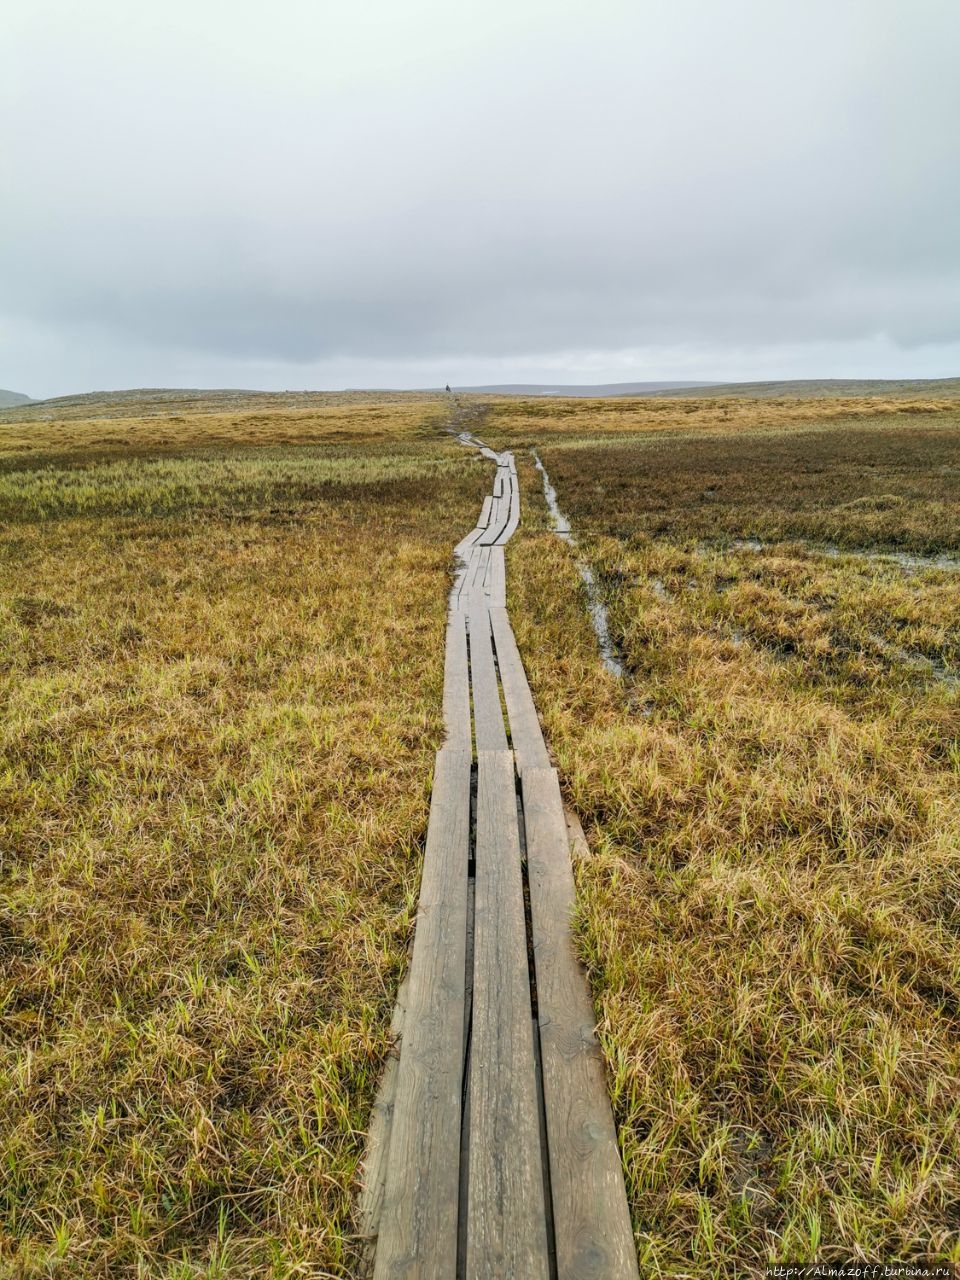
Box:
[364,441,637,1279]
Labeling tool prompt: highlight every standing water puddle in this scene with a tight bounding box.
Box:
[532,451,625,678]
[728,540,958,689]
[730,538,960,574]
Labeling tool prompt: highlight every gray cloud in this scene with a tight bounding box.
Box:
[3,0,960,396]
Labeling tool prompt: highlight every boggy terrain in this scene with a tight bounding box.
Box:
[3,388,959,1274]
[0,398,487,1277]
[496,396,960,1271]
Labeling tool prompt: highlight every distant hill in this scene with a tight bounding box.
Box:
[0,387,426,421]
[5,377,959,422]
[655,377,960,399]
[453,377,960,399]
[0,389,33,408]
[451,381,722,397]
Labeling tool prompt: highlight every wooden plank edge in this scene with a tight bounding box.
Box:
[488,607,551,773]
[521,766,639,1279]
[442,611,472,749]
[373,747,472,1279]
[468,607,509,753]
[467,749,551,1279]
[356,973,409,1278]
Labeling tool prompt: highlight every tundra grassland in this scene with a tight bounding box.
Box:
[0,398,486,1278]
[495,397,960,1272]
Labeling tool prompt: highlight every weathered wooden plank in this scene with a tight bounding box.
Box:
[469,608,508,753]
[497,468,521,545]
[443,611,472,749]
[453,546,483,608]
[521,766,638,1279]
[467,750,550,1280]
[374,435,638,1280]
[478,521,503,548]
[463,588,486,621]
[374,748,472,1280]
[456,548,484,611]
[488,607,551,773]
[454,491,495,560]
[478,482,512,544]
[479,501,507,546]
[454,525,483,559]
[471,545,491,593]
[565,801,592,863]
[487,546,506,609]
[476,462,509,545]
[482,473,519,547]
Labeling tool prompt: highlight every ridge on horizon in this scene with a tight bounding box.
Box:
[4,375,960,413]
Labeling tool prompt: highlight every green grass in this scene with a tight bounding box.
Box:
[0,448,460,521]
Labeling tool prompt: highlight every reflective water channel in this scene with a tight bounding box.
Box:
[532,457,958,693]
[532,451,625,679]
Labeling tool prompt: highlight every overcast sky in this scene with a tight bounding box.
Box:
[3,0,960,397]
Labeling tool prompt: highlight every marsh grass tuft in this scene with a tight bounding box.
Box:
[503,399,960,1270]
[0,400,485,1276]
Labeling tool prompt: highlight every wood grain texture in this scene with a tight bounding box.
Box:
[443,611,472,750]
[454,525,483,559]
[456,548,477,605]
[472,546,491,593]
[469,608,508,753]
[488,607,551,774]
[498,469,521,544]
[477,462,512,545]
[487,547,506,609]
[522,766,638,1279]
[467,750,550,1280]
[374,748,472,1280]
[453,546,484,609]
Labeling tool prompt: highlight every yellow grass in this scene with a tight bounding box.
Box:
[0,404,484,1276]
[0,395,450,460]
[6,389,959,1273]
[486,394,960,448]
[502,399,960,1271]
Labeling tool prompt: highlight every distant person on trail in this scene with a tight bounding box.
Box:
[445,383,451,392]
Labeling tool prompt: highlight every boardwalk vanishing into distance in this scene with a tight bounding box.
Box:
[362,431,638,1279]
